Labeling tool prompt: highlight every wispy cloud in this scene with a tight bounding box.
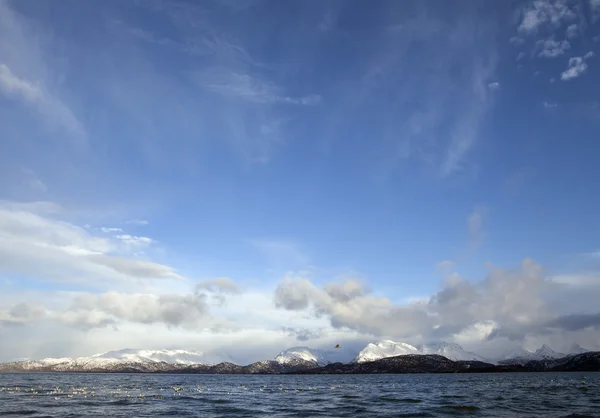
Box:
[0,201,181,287]
[441,54,498,177]
[250,239,311,269]
[0,64,85,139]
[468,207,486,251]
[197,68,321,105]
[591,0,600,21]
[20,169,47,193]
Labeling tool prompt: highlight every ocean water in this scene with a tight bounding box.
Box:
[0,372,599,417]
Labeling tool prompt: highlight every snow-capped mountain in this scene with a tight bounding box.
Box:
[354,340,420,363]
[353,340,484,363]
[569,344,590,355]
[416,342,487,362]
[498,344,568,364]
[1,348,226,372]
[534,344,565,360]
[90,348,223,365]
[274,346,355,366]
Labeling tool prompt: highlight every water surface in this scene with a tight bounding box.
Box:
[1,372,598,417]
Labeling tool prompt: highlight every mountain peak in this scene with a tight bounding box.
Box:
[354,340,484,363]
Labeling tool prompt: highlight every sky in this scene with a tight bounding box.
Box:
[1,0,600,364]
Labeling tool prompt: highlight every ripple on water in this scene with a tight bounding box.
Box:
[440,405,481,415]
[378,396,422,403]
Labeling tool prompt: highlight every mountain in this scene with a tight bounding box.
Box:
[416,342,487,362]
[90,348,226,365]
[353,340,484,363]
[499,344,567,365]
[2,349,600,374]
[274,347,331,366]
[296,354,509,374]
[354,340,420,363]
[568,344,589,355]
[534,344,565,360]
[0,349,226,373]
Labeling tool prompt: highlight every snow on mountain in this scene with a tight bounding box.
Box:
[416,342,487,362]
[354,340,485,363]
[90,348,220,365]
[569,344,590,355]
[12,348,224,371]
[354,340,420,363]
[534,344,565,359]
[498,344,568,364]
[274,346,354,366]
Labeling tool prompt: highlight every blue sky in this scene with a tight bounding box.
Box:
[1,0,600,362]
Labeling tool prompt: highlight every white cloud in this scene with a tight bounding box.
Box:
[584,50,595,59]
[543,100,558,108]
[566,23,579,38]
[125,219,149,226]
[0,201,182,287]
[57,291,210,330]
[273,258,600,349]
[517,0,577,34]
[536,37,571,58]
[488,81,500,90]
[115,234,154,247]
[197,277,242,294]
[100,227,123,233]
[561,56,589,80]
[516,51,526,61]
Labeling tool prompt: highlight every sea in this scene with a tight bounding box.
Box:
[0,372,599,417]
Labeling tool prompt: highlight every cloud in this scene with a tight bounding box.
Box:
[251,239,311,269]
[125,219,149,226]
[20,169,47,192]
[101,227,124,233]
[440,54,497,177]
[281,327,322,341]
[468,207,485,251]
[487,82,500,90]
[0,201,182,286]
[591,0,600,21]
[544,313,600,331]
[517,0,577,34]
[56,291,210,331]
[197,277,241,294]
[115,234,154,248]
[543,100,558,108]
[565,23,579,38]
[0,303,46,326]
[510,36,525,45]
[0,64,85,139]
[536,36,571,57]
[273,258,600,349]
[561,56,589,80]
[196,68,321,106]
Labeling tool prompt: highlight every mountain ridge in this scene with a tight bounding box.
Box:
[0,341,593,373]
